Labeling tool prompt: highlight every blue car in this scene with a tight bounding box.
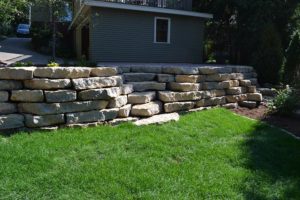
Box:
[16,24,30,37]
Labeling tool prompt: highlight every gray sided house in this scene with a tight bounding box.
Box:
[70,0,212,63]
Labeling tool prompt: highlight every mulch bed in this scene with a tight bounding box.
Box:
[232,105,300,137]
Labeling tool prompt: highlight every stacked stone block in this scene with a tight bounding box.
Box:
[0,65,262,131]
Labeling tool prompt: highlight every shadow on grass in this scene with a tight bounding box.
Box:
[243,122,300,199]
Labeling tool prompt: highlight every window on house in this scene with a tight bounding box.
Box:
[154,17,170,43]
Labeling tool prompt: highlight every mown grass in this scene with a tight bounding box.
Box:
[0,108,299,199]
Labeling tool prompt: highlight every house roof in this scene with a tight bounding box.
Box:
[70,0,213,29]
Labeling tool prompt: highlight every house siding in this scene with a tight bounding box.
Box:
[89,7,204,63]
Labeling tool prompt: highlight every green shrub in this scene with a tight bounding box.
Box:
[284,32,300,86]
[268,86,299,116]
[47,62,59,67]
[12,61,33,67]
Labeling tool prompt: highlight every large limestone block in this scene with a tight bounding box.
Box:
[175,75,205,83]
[226,87,243,95]
[227,80,240,87]
[128,82,166,92]
[131,101,162,117]
[134,113,180,126]
[110,117,139,126]
[66,108,119,124]
[108,95,128,108]
[0,80,23,90]
[168,82,200,92]
[91,67,118,77]
[78,87,121,100]
[123,73,156,82]
[162,66,199,75]
[118,104,132,118]
[0,103,17,114]
[223,103,238,109]
[232,66,253,73]
[202,90,226,99]
[247,93,263,102]
[202,82,228,90]
[164,102,195,113]
[72,76,122,90]
[0,114,24,130]
[230,73,244,80]
[131,66,162,73]
[0,91,9,102]
[196,97,226,107]
[247,86,257,93]
[158,91,203,102]
[198,67,218,75]
[25,114,65,128]
[206,74,231,82]
[11,90,44,102]
[128,92,156,104]
[45,90,77,102]
[226,94,247,103]
[121,84,134,95]
[239,80,252,87]
[34,67,91,78]
[0,67,34,80]
[157,74,175,83]
[18,101,108,115]
[239,101,257,109]
[24,79,71,89]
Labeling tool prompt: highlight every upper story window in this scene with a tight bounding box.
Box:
[154,17,171,44]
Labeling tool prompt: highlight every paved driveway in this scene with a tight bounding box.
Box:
[0,37,63,65]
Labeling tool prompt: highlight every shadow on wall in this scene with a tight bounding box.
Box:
[242,123,300,199]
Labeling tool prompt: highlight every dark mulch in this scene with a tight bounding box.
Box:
[233,105,300,137]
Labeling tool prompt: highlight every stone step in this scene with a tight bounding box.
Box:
[128,91,156,104]
[123,73,156,82]
[128,81,166,92]
[131,101,162,117]
[134,113,180,126]
[239,101,258,109]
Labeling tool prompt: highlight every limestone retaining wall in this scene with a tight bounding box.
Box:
[0,65,262,131]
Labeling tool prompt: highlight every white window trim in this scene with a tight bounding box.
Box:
[154,17,171,44]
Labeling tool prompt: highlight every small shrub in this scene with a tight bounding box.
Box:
[268,86,299,116]
[47,62,59,67]
[13,61,33,67]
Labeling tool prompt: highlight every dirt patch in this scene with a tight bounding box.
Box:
[232,105,300,137]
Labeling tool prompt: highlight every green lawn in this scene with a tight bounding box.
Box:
[0,109,299,199]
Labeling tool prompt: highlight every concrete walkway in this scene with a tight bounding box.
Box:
[0,37,63,65]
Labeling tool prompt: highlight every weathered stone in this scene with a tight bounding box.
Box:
[45,90,77,102]
[226,94,248,103]
[91,67,118,77]
[72,76,122,90]
[168,82,200,92]
[247,93,263,102]
[227,80,240,87]
[34,67,91,78]
[0,114,24,130]
[239,80,252,87]
[196,97,226,107]
[116,66,130,73]
[108,95,128,108]
[128,92,156,104]
[230,73,244,80]
[11,90,44,102]
[118,104,132,118]
[0,91,9,102]
[110,117,139,126]
[66,108,118,124]
[0,80,23,90]
[157,74,175,83]
[25,114,65,128]
[247,86,257,93]
[198,67,218,75]
[159,91,203,102]
[0,103,17,114]
[239,101,257,109]
[121,84,134,95]
[18,101,108,115]
[162,66,199,75]
[249,78,258,85]
[24,79,71,89]
[206,74,231,82]
[202,90,226,99]
[64,122,103,129]
[78,87,121,100]
[202,82,228,90]
[175,75,205,83]
[164,102,195,113]
[131,66,162,73]
[128,82,166,92]
[134,113,180,126]
[232,66,253,73]
[0,67,34,80]
[124,73,156,82]
[257,88,277,97]
[226,87,243,95]
[131,101,162,117]
[222,103,238,109]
